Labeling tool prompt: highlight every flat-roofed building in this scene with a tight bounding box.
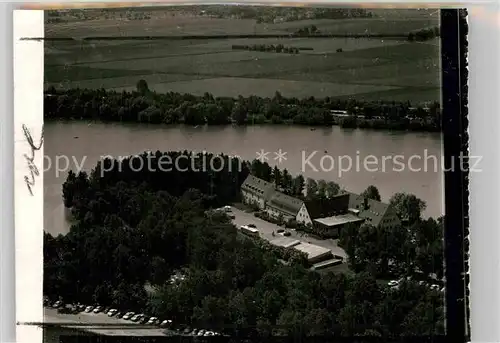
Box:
[293,242,333,264]
[313,213,365,238]
[308,192,401,238]
[269,236,301,248]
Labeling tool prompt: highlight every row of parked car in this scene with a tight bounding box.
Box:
[45,298,221,337]
[387,277,444,292]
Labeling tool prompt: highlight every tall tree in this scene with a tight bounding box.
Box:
[361,185,381,201]
[306,178,318,199]
[280,169,293,194]
[317,179,327,199]
[136,79,149,95]
[291,175,305,197]
[272,166,282,189]
[325,181,340,198]
[389,193,427,225]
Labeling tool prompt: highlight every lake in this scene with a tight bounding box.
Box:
[44,121,444,236]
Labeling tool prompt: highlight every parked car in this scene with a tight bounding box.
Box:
[198,329,205,336]
[159,319,173,328]
[223,206,232,212]
[84,306,94,313]
[139,316,149,324]
[43,297,50,307]
[77,305,86,312]
[183,328,192,335]
[147,317,159,325]
[115,312,124,319]
[53,300,63,308]
[93,306,104,313]
[123,312,135,320]
[430,284,440,291]
[388,280,399,287]
[131,314,143,322]
[107,309,118,317]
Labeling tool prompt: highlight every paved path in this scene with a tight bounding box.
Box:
[44,308,169,336]
[230,207,347,259]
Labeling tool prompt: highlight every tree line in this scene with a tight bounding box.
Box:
[45,151,445,337]
[294,25,321,36]
[194,6,372,23]
[232,44,301,54]
[44,85,441,132]
[408,26,440,42]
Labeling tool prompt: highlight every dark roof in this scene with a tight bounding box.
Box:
[267,191,304,216]
[241,175,275,200]
[347,192,391,227]
[304,193,350,219]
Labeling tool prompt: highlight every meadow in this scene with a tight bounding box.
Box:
[45,9,441,104]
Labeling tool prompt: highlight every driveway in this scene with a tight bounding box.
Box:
[229,207,347,259]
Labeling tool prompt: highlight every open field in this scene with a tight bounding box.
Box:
[111,77,400,98]
[45,10,440,103]
[45,8,439,38]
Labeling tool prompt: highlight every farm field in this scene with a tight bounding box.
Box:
[110,77,400,98]
[45,8,439,38]
[45,9,441,103]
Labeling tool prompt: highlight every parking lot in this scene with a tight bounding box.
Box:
[229,207,347,259]
[44,308,170,336]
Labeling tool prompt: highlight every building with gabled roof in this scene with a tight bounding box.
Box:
[312,192,401,238]
[346,192,399,228]
[265,191,304,220]
[240,175,400,239]
[240,174,275,209]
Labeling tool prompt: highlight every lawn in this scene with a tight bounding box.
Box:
[44,73,206,90]
[45,11,441,103]
[45,65,153,83]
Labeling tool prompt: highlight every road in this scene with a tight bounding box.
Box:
[44,308,170,336]
[230,207,347,259]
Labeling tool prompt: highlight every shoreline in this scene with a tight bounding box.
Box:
[44,117,441,134]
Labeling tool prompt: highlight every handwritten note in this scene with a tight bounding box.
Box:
[21,124,44,196]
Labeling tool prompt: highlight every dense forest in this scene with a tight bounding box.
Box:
[44,86,441,132]
[45,151,445,337]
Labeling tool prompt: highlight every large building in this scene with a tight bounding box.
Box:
[265,191,304,221]
[312,192,401,238]
[240,175,400,238]
[240,174,275,210]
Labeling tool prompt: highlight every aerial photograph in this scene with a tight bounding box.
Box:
[43,5,445,340]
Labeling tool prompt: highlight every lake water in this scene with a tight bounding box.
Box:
[44,121,444,236]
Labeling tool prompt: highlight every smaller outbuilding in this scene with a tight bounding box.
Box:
[292,242,333,264]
